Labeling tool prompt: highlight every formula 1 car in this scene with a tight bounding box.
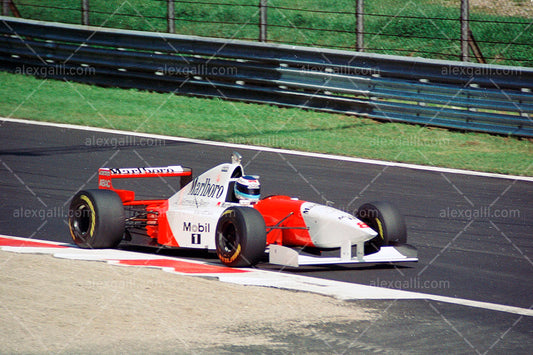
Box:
[68,153,417,267]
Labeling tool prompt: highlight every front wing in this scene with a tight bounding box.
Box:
[269,241,418,267]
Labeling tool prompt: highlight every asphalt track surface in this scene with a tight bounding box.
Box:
[1,119,532,353]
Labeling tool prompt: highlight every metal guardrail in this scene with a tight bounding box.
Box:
[1,17,532,137]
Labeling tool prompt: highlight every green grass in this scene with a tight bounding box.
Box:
[11,0,533,66]
[1,71,531,176]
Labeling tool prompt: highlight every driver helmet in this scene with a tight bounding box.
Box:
[234,175,260,201]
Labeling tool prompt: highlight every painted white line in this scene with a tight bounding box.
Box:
[1,247,70,254]
[2,117,532,182]
[52,248,169,261]
[0,234,70,245]
[0,234,531,317]
[217,271,533,317]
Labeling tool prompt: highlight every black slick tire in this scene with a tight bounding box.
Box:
[68,189,125,248]
[356,201,407,254]
[215,207,267,267]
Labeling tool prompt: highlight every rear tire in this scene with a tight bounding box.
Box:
[215,207,266,267]
[356,201,407,254]
[68,189,125,248]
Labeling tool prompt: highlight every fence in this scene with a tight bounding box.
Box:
[1,0,532,67]
[1,16,532,137]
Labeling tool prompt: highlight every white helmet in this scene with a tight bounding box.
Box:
[234,175,260,201]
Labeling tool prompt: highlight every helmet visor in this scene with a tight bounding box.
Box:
[236,184,260,197]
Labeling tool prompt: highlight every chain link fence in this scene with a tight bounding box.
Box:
[468,0,532,66]
[2,0,532,66]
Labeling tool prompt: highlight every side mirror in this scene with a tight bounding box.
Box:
[231,152,242,164]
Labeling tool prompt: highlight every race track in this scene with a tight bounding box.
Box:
[1,118,532,352]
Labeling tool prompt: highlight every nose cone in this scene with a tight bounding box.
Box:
[301,202,377,248]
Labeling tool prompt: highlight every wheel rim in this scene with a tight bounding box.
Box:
[219,221,238,255]
[72,203,92,239]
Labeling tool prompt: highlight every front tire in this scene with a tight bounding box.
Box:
[68,189,125,248]
[215,207,267,267]
[356,201,407,254]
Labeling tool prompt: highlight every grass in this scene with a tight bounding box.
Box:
[11,0,533,66]
[1,71,531,176]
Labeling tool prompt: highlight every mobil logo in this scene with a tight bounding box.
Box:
[183,222,211,233]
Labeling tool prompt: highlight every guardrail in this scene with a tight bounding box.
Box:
[1,17,532,137]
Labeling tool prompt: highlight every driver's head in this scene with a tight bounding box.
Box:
[234,175,260,201]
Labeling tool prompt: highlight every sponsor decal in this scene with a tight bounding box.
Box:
[110,166,183,175]
[302,203,316,214]
[183,222,211,233]
[219,244,241,264]
[99,179,112,188]
[191,233,202,244]
[375,218,384,240]
[188,177,225,199]
[338,214,357,221]
[184,222,210,245]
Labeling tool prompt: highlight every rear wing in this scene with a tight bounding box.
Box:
[98,165,193,204]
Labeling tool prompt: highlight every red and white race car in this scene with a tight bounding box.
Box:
[68,153,417,267]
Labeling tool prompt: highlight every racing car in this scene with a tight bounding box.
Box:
[68,153,417,267]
